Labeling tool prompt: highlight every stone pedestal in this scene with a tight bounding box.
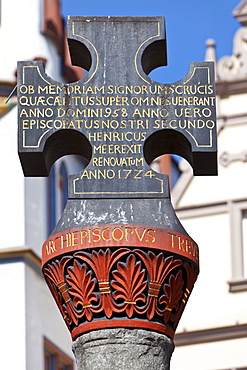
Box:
[72,328,174,370]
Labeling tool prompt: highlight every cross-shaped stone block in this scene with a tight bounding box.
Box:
[18,16,217,199]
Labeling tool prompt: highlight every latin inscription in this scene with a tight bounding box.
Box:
[19,66,216,191]
[19,59,217,197]
[18,17,217,193]
[19,84,215,136]
[42,225,199,265]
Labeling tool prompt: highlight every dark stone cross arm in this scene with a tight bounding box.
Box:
[67,16,167,83]
[17,16,217,199]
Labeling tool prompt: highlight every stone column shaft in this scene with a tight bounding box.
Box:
[72,329,174,370]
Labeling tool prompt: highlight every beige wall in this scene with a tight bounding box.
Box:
[170,13,247,369]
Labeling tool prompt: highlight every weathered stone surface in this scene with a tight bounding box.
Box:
[72,328,174,370]
[50,198,186,235]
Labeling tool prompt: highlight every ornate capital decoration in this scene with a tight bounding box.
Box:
[42,222,199,341]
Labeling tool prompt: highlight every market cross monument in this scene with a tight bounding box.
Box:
[17,16,217,370]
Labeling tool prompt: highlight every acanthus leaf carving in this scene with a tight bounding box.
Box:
[75,248,130,318]
[159,270,184,323]
[43,257,79,326]
[134,251,183,319]
[42,247,199,339]
[112,254,147,318]
[67,260,98,321]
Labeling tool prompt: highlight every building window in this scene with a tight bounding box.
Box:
[47,155,87,236]
[48,166,56,235]
[59,161,68,212]
[242,210,247,278]
[211,368,247,370]
[151,154,181,189]
[170,155,182,188]
[47,161,68,235]
[44,338,73,370]
[228,200,247,292]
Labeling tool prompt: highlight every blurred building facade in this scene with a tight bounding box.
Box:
[170,1,247,369]
[0,0,82,369]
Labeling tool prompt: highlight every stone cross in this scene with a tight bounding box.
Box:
[18,16,217,199]
[17,17,217,370]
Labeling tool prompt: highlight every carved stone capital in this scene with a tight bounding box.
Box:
[42,202,199,341]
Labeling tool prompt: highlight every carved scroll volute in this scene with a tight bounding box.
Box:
[218,27,247,81]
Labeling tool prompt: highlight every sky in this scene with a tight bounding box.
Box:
[61,0,241,83]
